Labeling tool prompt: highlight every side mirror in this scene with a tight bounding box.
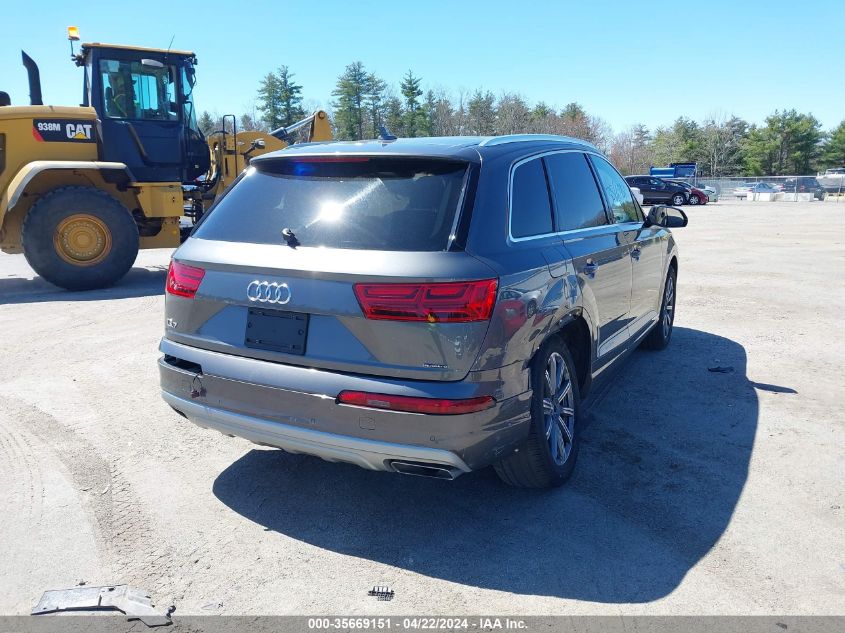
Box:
[646,205,688,228]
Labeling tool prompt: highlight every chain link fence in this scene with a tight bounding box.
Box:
[671,174,845,202]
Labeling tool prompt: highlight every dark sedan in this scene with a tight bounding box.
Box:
[625,176,689,206]
[782,177,826,200]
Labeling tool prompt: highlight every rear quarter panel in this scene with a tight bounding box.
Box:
[463,147,598,377]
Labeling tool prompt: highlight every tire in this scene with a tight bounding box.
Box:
[688,194,700,205]
[494,338,581,488]
[642,266,677,351]
[22,186,139,291]
[671,193,686,206]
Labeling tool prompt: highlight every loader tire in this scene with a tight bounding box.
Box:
[22,186,139,291]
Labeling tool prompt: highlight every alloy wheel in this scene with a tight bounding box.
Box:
[542,352,576,466]
[662,275,675,338]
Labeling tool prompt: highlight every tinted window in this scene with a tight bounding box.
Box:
[544,153,607,231]
[511,158,553,238]
[592,156,642,223]
[99,59,178,121]
[194,158,468,251]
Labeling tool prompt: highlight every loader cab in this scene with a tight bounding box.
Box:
[81,43,209,183]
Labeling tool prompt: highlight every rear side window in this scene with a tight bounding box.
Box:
[510,158,553,238]
[194,158,468,251]
[591,156,642,223]
[544,153,608,231]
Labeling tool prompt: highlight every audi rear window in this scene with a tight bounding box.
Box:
[194,157,469,251]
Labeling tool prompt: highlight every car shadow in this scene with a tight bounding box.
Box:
[0,266,166,304]
[212,327,756,603]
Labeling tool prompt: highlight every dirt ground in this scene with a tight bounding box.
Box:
[0,199,843,616]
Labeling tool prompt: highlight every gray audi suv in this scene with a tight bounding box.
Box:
[159,135,686,488]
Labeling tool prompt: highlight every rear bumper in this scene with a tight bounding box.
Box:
[162,391,472,474]
[159,339,531,474]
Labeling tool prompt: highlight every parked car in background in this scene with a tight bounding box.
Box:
[629,186,645,205]
[734,182,779,199]
[671,181,709,206]
[818,168,845,193]
[625,175,689,205]
[733,183,753,198]
[159,135,687,489]
[782,177,826,200]
[695,183,719,202]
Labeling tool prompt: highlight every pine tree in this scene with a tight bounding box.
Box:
[742,110,822,175]
[821,121,845,169]
[400,70,424,137]
[466,90,496,135]
[419,90,437,137]
[256,72,281,129]
[198,111,216,136]
[332,62,369,140]
[364,72,387,138]
[383,95,403,138]
[257,66,304,130]
[277,66,305,127]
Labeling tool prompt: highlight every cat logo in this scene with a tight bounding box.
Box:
[32,119,96,143]
[66,123,93,140]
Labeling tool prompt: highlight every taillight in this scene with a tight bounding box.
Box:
[353,279,498,322]
[166,261,205,298]
[337,391,495,415]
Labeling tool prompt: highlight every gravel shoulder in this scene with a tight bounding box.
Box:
[0,200,843,615]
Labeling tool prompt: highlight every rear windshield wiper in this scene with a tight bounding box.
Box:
[281,227,300,247]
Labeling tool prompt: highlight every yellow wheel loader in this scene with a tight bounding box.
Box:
[0,35,331,290]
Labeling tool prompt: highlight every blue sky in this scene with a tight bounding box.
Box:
[3,0,843,132]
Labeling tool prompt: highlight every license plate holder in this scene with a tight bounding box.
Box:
[245,307,309,355]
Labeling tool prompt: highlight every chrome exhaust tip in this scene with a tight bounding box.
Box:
[390,461,460,480]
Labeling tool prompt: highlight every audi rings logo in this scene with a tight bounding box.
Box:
[246,280,292,304]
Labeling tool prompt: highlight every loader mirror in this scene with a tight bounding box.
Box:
[141,58,165,69]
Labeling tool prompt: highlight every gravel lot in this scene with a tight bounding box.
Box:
[0,199,843,616]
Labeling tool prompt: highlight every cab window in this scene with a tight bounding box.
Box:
[181,66,200,133]
[591,156,643,223]
[99,59,178,121]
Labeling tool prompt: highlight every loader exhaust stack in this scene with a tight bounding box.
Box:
[21,51,43,106]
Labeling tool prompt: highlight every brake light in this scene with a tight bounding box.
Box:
[294,156,370,162]
[354,279,498,322]
[337,391,495,415]
[166,261,205,298]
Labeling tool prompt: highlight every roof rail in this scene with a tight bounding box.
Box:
[478,134,597,149]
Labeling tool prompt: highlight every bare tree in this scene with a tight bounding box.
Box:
[495,92,531,135]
